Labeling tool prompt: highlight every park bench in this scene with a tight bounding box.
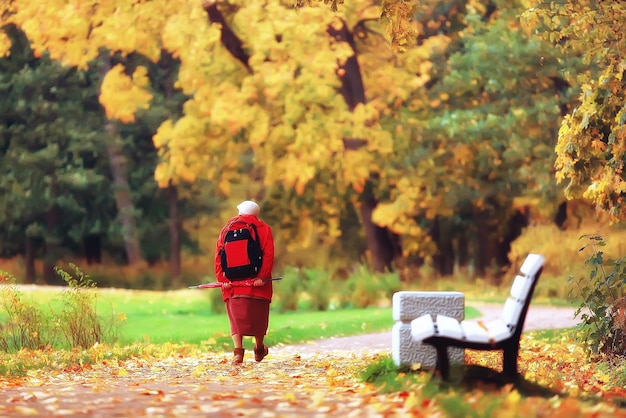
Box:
[410,253,545,381]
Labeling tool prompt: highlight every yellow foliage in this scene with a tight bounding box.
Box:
[0,30,11,58]
[99,64,153,123]
[342,150,373,194]
[6,1,178,68]
[248,108,270,146]
[1,0,437,246]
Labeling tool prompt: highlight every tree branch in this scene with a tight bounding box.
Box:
[327,19,366,111]
[202,0,251,72]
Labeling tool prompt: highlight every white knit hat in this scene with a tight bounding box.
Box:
[237,200,260,216]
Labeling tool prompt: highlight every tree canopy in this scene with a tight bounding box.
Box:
[1,0,615,280]
[522,0,626,220]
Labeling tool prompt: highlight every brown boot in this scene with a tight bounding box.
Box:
[233,348,245,364]
[254,344,268,362]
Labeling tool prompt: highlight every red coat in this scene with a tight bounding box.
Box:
[214,214,274,302]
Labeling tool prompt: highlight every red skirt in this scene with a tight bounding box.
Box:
[226,297,270,336]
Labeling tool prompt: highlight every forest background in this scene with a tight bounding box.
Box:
[0,0,625,295]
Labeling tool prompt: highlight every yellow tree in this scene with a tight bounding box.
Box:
[1,0,432,271]
[522,1,626,220]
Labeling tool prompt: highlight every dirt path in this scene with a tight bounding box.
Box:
[272,303,580,356]
[0,304,580,417]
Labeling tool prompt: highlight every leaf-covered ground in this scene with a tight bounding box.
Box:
[1,335,626,417]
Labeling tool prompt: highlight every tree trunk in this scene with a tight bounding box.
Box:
[43,200,63,285]
[83,234,102,265]
[24,235,36,283]
[456,230,470,273]
[160,52,183,286]
[105,122,142,265]
[169,184,182,285]
[330,20,402,272]
[359,198,398,272]
[431,217,455,276]
[496,209,530,270]
[472,210,491,278]
[99,52,142,265]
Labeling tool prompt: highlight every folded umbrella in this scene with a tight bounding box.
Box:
[188,277,282,289]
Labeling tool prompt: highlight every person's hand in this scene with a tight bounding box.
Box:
[253,279,264,287]
[222,282,232,290]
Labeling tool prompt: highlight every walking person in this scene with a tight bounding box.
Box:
[215,200,275,364]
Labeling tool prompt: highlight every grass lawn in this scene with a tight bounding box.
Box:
[98,288,482,349]
[3,286,481,350]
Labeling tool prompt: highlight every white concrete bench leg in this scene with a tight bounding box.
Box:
[392,291,465,368]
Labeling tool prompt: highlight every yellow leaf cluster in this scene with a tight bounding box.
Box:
[163,7,223,94]
[341,150,373,194]
[0,30,10,58]
[92,1,177,61]
[99,64,153,123]
[153,117,213,188]
[7,1,179,68]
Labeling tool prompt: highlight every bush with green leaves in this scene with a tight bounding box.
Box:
[568,235,626,357]
[301,267,333,311]
[339,265,401,309]
[273,267,306,312]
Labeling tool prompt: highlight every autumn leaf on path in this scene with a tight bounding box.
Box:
[1,338,626,417]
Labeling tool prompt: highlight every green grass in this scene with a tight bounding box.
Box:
[99,290,483,349]
[2,286,482,351]
[361,327,575,396]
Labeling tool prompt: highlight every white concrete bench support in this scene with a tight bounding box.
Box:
[392,291,465,368]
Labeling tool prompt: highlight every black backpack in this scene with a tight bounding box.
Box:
[219,221,263,280]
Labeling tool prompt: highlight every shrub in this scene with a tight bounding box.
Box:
[568,235,626,357]
[302,267,333,311]
[0,272,54,352]
[273,267,305,312]
[0,264,121,351]
[339,265,401,308]
[53,264,110,348]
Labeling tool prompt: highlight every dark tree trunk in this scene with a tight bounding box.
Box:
[430,217,455,276]
[326,21,365,111]
[359,198,398,272]
[472,206,529,285]
[43,200,62,285]
[330,19,401,271]
[169,184,182,285]
[24,236,36,283]
[159,52,183,286]
[83,234,102,265]
[554,201,567,230]
[473,210,492,278]
[456,230,470,271]
[496,209,530,270]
